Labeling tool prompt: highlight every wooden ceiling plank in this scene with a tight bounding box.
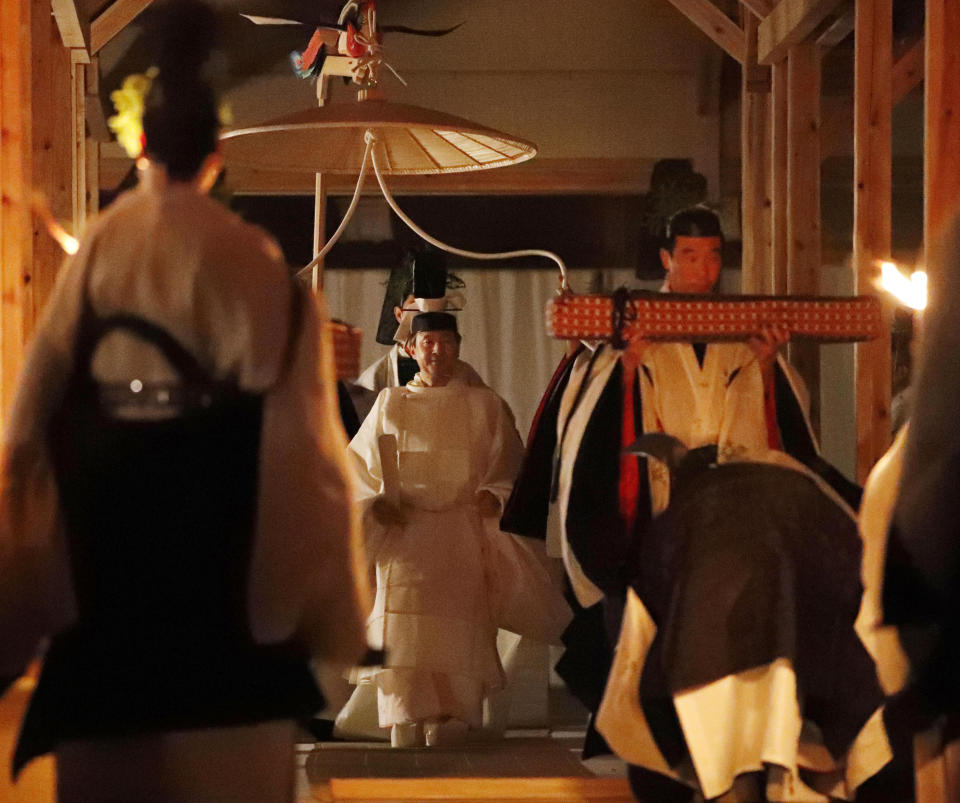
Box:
[663,0,746,63]
[90,0,153,54]
[758,0,845,64]
[51,0,89,54]
[740,0,775,17]
[892,37,924,106]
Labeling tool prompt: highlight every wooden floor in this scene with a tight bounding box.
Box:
[0,673,56,803]
[298,687,630,801]
[299,733,630,801]
[3,676,629,801]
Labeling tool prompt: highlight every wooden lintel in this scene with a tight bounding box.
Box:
[741,0,775,17]
[758,0,845,64]
[892,37,924,106]
[816,2,855,49]
[663,0,745,63]
[50,0,88,53]
[90,0,154,54]
[101,153,661,196]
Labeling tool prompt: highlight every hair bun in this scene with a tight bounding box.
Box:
[141,0,219,179]
[153,0,218,87]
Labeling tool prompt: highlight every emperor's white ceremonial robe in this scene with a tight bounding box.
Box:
[352,346,486,423]
[348,375,568,727]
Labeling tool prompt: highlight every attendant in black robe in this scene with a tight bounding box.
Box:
[502,207,864,789]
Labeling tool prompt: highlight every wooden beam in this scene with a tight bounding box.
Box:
[892,37,924,106]
[663,0,746,63]
[925,0,960,246]
[741,0,775,16]
[816,2,855,49]
[771,59,789,294]
[853,0,892,482]
[786,40,821,431]
[90,0,154,54]
[51,0,89,55]
[758,0,845,64]
[741,9,774,292]
[102,155,662,196]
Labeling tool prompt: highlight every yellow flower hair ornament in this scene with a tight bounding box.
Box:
[108,67,158,159]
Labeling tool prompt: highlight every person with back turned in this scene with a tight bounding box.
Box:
[0,2,370,800]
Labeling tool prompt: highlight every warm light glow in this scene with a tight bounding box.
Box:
[878,261,927,310]
[30,192,80,255]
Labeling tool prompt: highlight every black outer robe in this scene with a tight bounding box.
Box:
[500,343,865,757]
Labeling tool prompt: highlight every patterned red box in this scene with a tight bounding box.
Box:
[546,292,882,343]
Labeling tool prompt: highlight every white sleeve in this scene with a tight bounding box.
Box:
[249,285,372,665]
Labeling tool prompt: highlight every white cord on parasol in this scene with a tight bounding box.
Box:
[296,133,374,290]
[296,129,571,293]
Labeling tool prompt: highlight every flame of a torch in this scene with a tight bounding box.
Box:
[30,192,79,255]
[879,261,927,311]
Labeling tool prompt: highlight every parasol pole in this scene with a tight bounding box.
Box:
[311,76,331,293]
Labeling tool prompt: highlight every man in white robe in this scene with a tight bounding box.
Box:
[346,312,569,747]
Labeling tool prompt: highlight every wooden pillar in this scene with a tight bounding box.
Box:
[925,0,960,245]
[30,0,73,336]
[71,54,87,236]
[85,57,100,219]
[0,0,32,425]
[786,40,821,432]
[853,0,893,482]
[740,8,773,293]
[771,60,789,295]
